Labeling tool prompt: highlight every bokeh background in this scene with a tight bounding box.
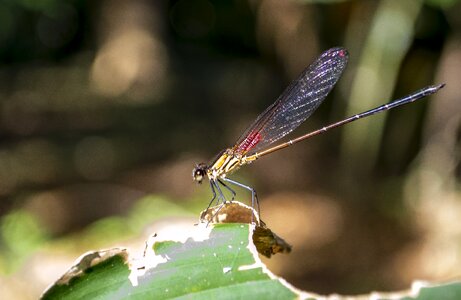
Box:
[0,0,460,298]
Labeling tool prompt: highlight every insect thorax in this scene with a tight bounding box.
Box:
[206,149,245,179]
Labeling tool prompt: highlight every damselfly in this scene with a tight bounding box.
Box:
[193,47,444,218]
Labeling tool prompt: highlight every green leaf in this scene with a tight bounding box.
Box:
[41,202,461,300]
[42,223,297,299]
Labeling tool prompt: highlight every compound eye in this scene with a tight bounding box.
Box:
[193,163,208,183]
[195,172,203,182]
[193,168,205,183]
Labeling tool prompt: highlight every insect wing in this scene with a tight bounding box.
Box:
[233,47,349,155]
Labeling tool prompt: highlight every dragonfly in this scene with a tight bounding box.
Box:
[192,47,444,219]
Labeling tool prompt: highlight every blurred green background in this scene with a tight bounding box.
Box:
[0,0,460,298]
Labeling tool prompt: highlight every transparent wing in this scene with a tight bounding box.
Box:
[233,47,348,155]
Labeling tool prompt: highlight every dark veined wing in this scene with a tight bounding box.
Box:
[233,47,349,156]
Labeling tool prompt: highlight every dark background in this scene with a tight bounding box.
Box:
[0,0,460,298]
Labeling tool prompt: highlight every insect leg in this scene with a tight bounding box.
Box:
[213,179,227,204]
[222,177,260,221]
[205,180,218,210]
[217,178,236,201]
